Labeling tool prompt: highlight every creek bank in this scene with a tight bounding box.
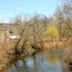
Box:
[0,39,72,72]
[0,43,42,72]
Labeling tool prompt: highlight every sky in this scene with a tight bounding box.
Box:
[0,0,59,23]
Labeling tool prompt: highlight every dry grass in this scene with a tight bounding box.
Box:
[0,40,15,70]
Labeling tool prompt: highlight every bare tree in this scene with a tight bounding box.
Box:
[54,0,72,39]
[12,14,49,56]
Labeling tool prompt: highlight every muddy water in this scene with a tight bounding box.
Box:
[6,50,64,72]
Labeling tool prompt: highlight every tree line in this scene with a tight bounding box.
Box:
[10,0,72,55]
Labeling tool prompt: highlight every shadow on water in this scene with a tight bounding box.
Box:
[6,50,64,72]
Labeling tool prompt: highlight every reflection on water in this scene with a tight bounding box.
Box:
[6,51,64,72]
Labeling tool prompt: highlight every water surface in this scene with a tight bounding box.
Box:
[6,50,64,72]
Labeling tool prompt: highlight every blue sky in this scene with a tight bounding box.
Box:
[0,0,59,23]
